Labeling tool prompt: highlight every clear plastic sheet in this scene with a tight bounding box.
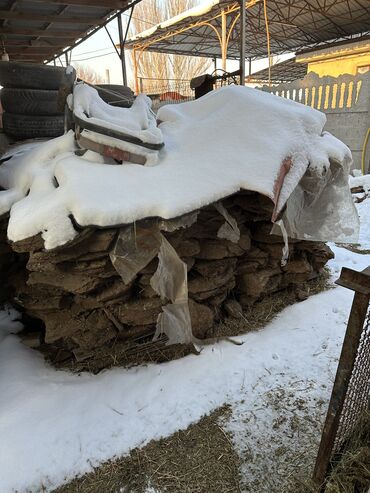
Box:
[272,159,360,243]
[214,202,240,243]
[110,223,161,284]
[154,302,193,345]
[150,234,188,303]
[150,234,193,345]
[274,219,289,266]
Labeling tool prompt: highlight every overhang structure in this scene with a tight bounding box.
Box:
[126,0,370,92]
[248,57,307,84]
[0,0,142,65]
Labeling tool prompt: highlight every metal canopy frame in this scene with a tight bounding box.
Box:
[0,0,143,83]
[126,0,370,92]
[248,56,308,84]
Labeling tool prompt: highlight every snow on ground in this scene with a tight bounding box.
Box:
[349,172,370,193]
[0,230,369,492]
[0,85,355,249]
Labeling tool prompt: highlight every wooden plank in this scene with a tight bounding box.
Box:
[0,10,102,24]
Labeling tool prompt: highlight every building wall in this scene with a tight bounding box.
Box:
[307,52,370,78]
[260,72,370,173]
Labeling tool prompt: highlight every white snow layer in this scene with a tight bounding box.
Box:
[72,83,163,145]
[0,85,356,249]
[349,172,370,193]
[129,0,220,42]
[0,242,369,493]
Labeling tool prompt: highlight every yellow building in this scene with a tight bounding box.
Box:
[296,39,370,78]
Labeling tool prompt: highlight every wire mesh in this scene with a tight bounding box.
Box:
[334,307,370,453]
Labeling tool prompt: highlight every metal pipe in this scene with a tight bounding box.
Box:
[46,0,144,65]
[117,13,127,85]
[104,24,120,58]
[239,0,246,85]
[221,9,227,71]
[133,48,139,94]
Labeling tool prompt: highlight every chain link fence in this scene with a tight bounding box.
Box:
[313,266,370,486]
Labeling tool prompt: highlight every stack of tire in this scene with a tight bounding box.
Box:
[95,84,134,108]
[0,61,71,141]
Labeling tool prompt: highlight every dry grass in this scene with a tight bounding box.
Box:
[286,410,370,493]
[212,269,332,339]
[52,406,241,493]
[325,410,370,493]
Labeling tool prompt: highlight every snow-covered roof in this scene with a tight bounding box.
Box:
[0,84,358,249]
[126,0,370,60]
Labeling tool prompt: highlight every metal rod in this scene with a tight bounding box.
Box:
[221,9,227,71]
[239,0,246,85]
[105,24,120,58]
[249,56,252,75]
[133,48,139,94]
[64,51,69,66]
[46,0,144,65]
[117,13,127,85]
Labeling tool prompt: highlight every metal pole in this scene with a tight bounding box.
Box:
[221,9,227,71]
[249,57,252,76]
[117,13,127,86]
[213,57,217,72]
[133,48,139,94]
[239,0,246,85]
[64,51,69,67]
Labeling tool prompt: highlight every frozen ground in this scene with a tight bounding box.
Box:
[0,198,369,493]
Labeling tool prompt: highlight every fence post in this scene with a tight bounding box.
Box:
[313,266,370,486]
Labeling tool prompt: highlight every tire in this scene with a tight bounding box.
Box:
[0,62,74,90]
[96,84,134,107]
[1,88,62,116]
[2,113,64,139]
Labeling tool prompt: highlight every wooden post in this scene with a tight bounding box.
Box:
[313,266,370,486]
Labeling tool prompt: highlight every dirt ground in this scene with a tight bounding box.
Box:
[52,273,333,493]
[53,406,242,493]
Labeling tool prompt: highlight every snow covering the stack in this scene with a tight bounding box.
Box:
[0,85,357,249]
[71,83,163,145]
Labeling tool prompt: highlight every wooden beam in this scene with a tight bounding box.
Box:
[0,10,102,24]
[1,27,81,37]
[29,0,128,7]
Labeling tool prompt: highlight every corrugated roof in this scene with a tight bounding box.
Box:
[248,57,307,83]
[0,0,142,64]
[125,0,370,60]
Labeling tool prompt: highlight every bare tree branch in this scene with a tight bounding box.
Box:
[129,0,211,93]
